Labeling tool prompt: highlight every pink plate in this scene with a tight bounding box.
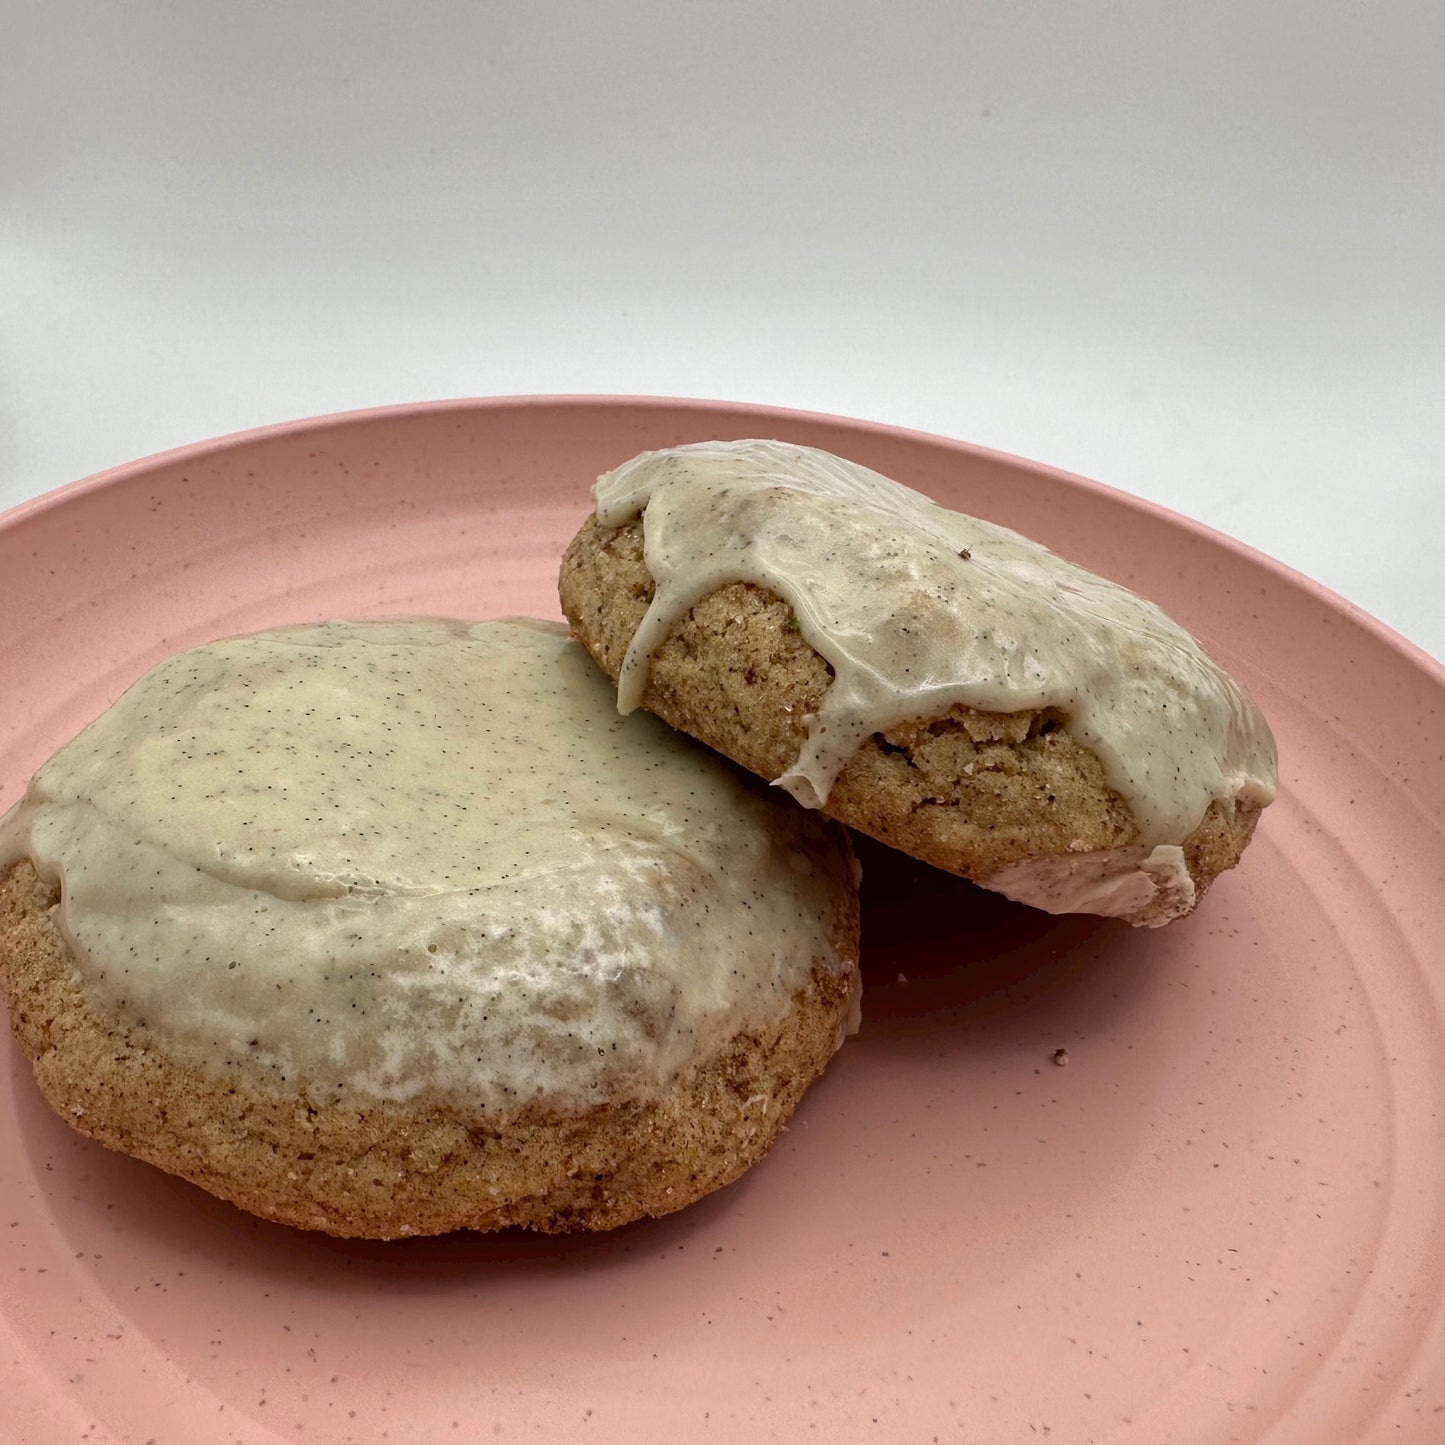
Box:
[2,397,1443,1444]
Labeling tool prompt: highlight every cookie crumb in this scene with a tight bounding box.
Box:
[1052,1048,1069,1067]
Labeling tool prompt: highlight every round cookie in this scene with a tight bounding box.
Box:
[0,618,860,1237]
[560,439,1278,927]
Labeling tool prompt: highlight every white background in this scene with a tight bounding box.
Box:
[4,1,1441,661]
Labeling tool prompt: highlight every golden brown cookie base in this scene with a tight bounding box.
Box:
[560,514,1260,912]
[1,861,858,1239]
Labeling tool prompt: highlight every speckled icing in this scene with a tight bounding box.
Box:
[0,618,859,1110]
[594,439,1278,924]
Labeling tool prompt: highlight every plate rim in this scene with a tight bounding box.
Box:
[4,391,1440,688]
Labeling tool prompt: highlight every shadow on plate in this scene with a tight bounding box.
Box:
[852,834,1157,1039]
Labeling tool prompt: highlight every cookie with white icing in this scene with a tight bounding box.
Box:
[0,618,860,1237]
[559,440,1277,927]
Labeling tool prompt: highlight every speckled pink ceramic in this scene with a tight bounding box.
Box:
[2,397,1442,1444]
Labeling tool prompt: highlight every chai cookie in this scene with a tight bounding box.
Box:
[560,440,1277,927]
[0,618,860,1237]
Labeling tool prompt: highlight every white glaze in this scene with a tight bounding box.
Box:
[594,439,1277,924]
[982,844,1197,923]
[0,618,859,1110]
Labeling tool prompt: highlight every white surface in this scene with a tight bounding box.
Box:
[3,1,1441,661]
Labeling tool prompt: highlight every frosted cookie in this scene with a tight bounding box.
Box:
[560,440,1278,927]
[0,618,860,1238]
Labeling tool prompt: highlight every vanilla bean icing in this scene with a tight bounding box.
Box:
[594,439,1277,923]
[0,618,859,1109]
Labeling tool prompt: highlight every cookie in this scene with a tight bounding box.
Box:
[0,618,860,1237]
[560,439,1277,927]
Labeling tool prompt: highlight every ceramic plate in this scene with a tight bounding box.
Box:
[2,397,1442,1444]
